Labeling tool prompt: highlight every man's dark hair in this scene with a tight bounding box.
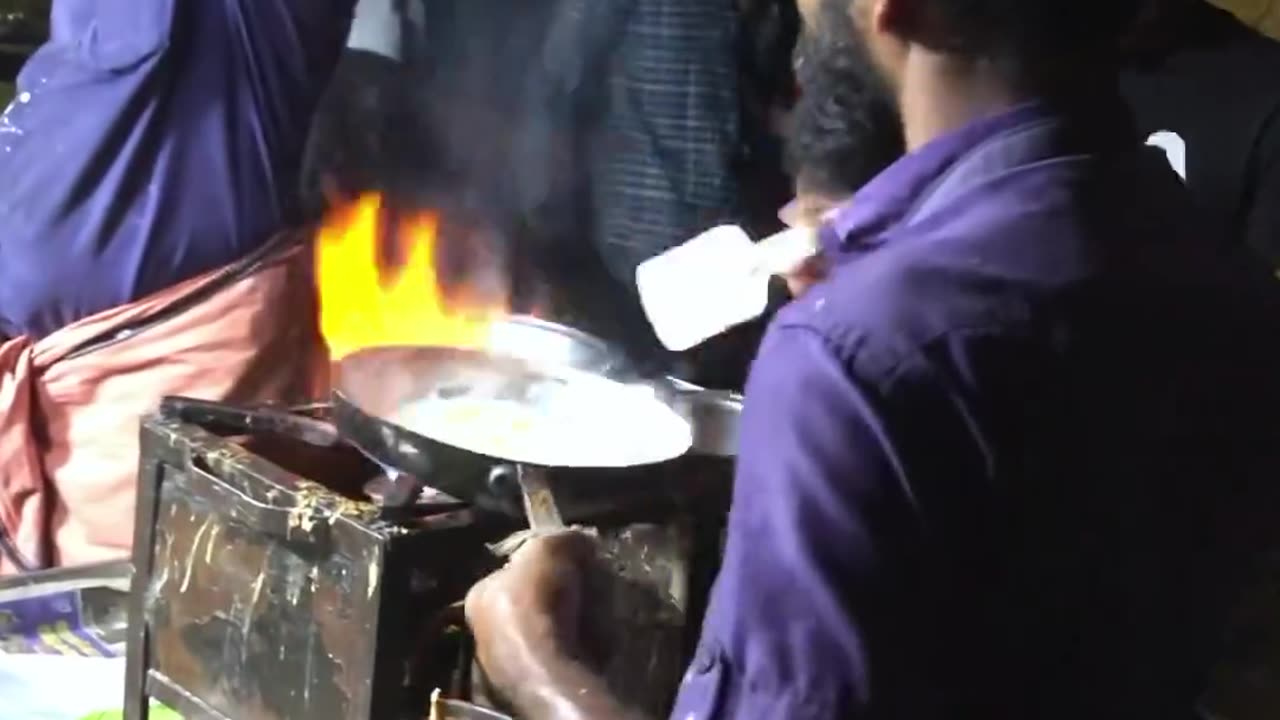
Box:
[785,7,904,199]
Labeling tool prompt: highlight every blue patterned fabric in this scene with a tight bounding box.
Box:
[588,0,741,285]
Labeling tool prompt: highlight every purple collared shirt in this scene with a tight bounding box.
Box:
[671,102,1280,718]
[0,0,354,338]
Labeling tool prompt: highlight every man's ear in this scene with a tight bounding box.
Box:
[862,0,925,40]
[862,0,899,34]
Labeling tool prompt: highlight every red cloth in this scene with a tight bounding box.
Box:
[0,236,327,573]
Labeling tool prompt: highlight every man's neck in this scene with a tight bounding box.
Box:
[896,48,1118,151]
[897,49,1028,152]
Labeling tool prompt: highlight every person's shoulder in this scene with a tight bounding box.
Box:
[771,240,1033,386]
[767,143,1200,385]
[770,262,908,385]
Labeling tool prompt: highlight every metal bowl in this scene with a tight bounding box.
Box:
[678,389,743,458]
[666,377,742,458]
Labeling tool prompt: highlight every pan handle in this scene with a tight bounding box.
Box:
[514,466,564,531]
[159,396,342,448]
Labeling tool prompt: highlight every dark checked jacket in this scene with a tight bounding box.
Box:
[582,0,741,287]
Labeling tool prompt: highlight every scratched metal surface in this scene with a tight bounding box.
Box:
[131,417,499,720]
[144,490,372,719]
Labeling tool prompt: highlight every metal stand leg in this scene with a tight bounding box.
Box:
[515,465,564,531]
[123,444,165,720]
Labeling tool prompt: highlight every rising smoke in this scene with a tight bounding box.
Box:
[304,0,639,318]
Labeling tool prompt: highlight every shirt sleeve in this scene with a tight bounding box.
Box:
[225,0,357,141]
[0,0,358,336]
[669,324,943,720]
[1244,106,1280,270]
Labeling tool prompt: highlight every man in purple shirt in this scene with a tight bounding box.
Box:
[464,0,1280,717]
[0,0,354,338]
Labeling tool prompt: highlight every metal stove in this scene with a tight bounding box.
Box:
[122,402,730,720]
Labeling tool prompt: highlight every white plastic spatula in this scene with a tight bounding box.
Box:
[636,224,819,352]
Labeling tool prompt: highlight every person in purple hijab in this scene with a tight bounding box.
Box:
[0,0,355,339]
[463,0,1280,718]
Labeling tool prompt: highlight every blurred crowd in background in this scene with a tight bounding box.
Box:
[2,0,1278,107]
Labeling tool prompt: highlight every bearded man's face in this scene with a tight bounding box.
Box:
[787,0,905,199]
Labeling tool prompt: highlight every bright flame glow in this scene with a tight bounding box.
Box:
[315,194,508,360]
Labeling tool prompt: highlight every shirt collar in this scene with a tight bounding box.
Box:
[819,102,1056,255]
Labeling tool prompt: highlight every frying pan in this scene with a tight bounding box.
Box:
[159,318,739,518]
[331,316,741,516]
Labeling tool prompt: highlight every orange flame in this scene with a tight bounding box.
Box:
[315,193,508,360]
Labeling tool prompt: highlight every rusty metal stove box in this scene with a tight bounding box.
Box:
[123,411,730,720]
[123,415,504,720]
